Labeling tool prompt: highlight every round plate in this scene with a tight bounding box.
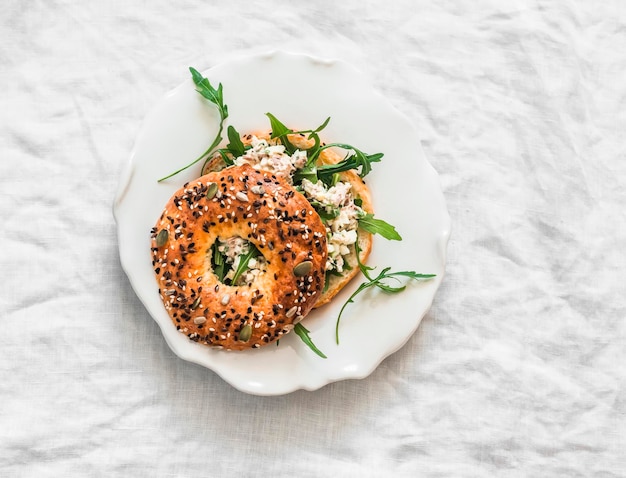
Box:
[113,51,450,395]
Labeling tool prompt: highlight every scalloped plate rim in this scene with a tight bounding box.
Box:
[113,50,451,395]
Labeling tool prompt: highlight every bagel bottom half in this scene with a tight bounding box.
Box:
[310,169,373,308]
[151,164,328,350]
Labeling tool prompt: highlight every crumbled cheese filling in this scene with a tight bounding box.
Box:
[233,135,362,274]
[234,136,307,184]
[217,236,267,285]
[301,179,361,273]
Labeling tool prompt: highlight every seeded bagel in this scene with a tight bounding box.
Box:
[151,164,328,350]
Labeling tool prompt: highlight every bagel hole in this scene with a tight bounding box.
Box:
[210,236,267,286]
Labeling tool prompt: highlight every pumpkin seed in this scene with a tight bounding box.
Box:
[293,261,312,277]
[206,182,218,199]
[156,229,169,247]
[190,297,201,310]
[238,324,252,342]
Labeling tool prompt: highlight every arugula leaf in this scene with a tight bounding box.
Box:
[266,113,333,160]
[190,68,226,113]
[263,114,382,187]
[314,145,383,182]
[225,125,246,158]
[304,116,331,152]
[334,236,436,343]
[317,207,340,222]
[311,116,331,135]
[357,213,402,241]
[294,323,327,359]
[159,67,228,181]
[211,242,228,282]
[323,269,343,293]
[335,267,436,344]
[293,165,318,185]
[230,244,261,285]
[306,198,339,222]
[212,149,234,168]
[354,238,375,279]
[266,113,296,154]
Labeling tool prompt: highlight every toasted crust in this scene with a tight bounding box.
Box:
[201,132,373,309]
[151,164,328,350]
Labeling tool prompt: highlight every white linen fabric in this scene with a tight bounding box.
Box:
[1,1,624,476]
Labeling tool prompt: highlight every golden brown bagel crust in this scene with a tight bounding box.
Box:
[151,164,328,350]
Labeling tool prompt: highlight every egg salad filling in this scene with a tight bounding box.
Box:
[213,236,267,286]
[299,178,361,273]
[234,136,307,184]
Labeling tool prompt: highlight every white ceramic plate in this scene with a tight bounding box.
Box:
[114,51,450,395]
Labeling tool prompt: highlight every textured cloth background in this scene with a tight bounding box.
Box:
[1,1,625,476]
